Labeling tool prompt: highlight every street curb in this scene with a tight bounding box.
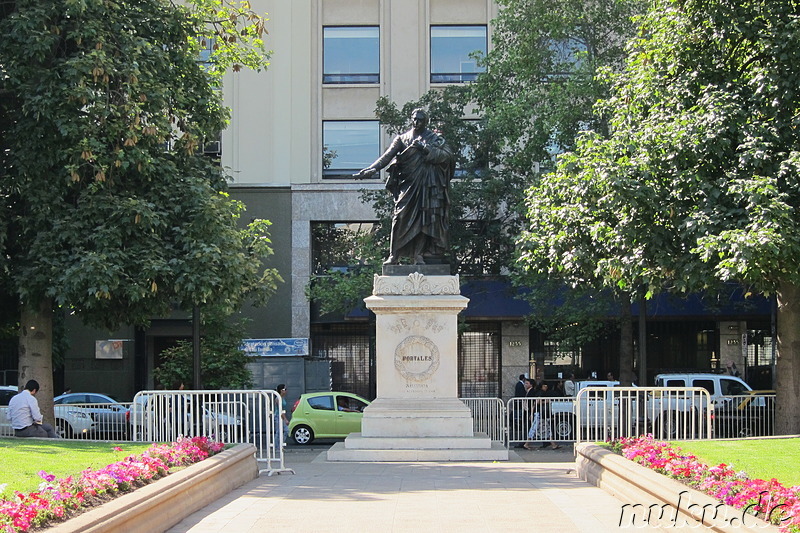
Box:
[575,442,780,532]
[48,443,259,533]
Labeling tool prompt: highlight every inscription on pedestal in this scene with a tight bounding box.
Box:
[395,335,440,382]
[389,317,445,335]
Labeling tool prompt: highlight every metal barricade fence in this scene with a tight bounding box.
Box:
[712,393,775,439]
[461,397,506,444]
[507,396,578,446]
[575,387,713,443]
[44,388,769,455]
[506,388,715,446]
[131,390,293,476]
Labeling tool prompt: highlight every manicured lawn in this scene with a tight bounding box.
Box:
[0,438,153,495]
[672,437,800,487]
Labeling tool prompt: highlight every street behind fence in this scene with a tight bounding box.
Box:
[2,388,776,454]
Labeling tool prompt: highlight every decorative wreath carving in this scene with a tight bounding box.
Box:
[394,335,440,382]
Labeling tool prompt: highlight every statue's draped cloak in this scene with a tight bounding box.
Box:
[373,128,455,260]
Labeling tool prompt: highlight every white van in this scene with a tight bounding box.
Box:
[654,373,752,406]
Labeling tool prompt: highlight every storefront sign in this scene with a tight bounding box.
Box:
[242,338,308,357]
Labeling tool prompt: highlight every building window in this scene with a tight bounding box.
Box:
[458,323,501,398]
[454,119,488,178]
[311,323,375,400]
[430,25,487,83]
[323,26,380,84]
[545,37,588,80]
[309,221,382,322]
[197,37,215,68]
[454,219,508,276]
[311,222,378,275]
[322,121,380,178]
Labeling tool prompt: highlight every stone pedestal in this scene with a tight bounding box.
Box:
[327,270,508,461]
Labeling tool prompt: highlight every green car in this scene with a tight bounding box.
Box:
[289,391,370,445]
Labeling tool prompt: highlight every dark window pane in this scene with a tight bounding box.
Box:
[311,323,375,400]
[0,391,17,405]
[721,378,745,396]
[324,27,380,84]
[308,395,335,411]
[545,37,589,80]
[458,323,500,398]
[322,121,380,178]
[311,222,377,275]
[454,119,488,178]
[694,379,715,394]
[431,25,486,83]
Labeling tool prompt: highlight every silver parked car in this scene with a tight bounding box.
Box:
[0,385,95,438]
[54,392,130,438]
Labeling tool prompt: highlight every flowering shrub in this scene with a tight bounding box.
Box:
[0,436,225,533]
[615,435,800,532]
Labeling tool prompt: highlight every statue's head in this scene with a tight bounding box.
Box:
[410,108,429,132]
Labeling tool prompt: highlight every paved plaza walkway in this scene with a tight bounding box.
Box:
[166,446,656,533]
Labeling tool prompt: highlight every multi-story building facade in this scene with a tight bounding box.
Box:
[47,0,773,404]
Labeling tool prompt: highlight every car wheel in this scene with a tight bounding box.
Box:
[737,424,755,438]
[56,420,73,439]
[292,425,314,445]
[553,414,576,440]
[653,413,678,439]
[659,410,704,439]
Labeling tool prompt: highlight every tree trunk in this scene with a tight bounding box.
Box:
[618,298,636,386]
[776,282,800,434]
[18,298,55,426]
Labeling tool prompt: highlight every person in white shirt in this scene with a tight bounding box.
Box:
[8,380,59,438]
[564,373,576,397]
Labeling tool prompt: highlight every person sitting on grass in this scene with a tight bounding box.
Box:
[9,380,60,438]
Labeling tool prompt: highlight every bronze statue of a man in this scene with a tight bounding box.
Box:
[355,109,455,265]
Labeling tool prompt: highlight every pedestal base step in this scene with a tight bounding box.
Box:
[344,433,493,449]
[326,440,509,462]
[360,398,476,437]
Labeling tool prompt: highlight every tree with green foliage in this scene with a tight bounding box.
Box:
[535,0,800,431]
[479,0,646,382]
[0,0,278,422]
[472,0,644,176]
[153,314,254,389]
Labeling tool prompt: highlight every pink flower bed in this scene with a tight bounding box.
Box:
[0,436,225,533]
[614,435,800,532]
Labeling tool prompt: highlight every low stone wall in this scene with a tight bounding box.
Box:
[48,443,259,533]
[575,442,780,532]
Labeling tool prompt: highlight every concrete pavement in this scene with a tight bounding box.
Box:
[166,445,649,533]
